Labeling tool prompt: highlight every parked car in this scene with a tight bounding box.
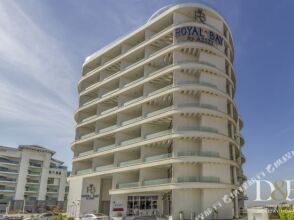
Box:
[77,213,110,220]
[38,213,56,220]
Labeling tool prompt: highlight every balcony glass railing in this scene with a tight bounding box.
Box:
[98,125,118,133]
[144,153,171,162]
[80,132,96,139]
[101,88,119,98]
[146,106,173,117]
[177,126,218,133]
[176,81,217,90]
[117,181,139,189]
[82,97,98,106]
[123,96,144,106]
[95,164,115,172]
[29,163,42,168]
[25,187,39,192]
[123,77,144,88]
[96,144,116,152]
[78,149,94,157]
[0,177,16,182]
[177,151,219,158]
[27,180,40,184]
[0,158,18,165]
[145,129,172,139]
[119,159,141,167]
[177,176,220,183]
[177,103,218,111]
[28,171,41,175]
[101,106,118,115]
[76,168,93,175]
[81,115,97,123]
[120,137,143,146]
[0,186,15,191]
[0,168,18,173]
[143,178,171,186]
[121,116,143,126]
[148,85,172,97]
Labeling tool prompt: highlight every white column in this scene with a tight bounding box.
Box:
[38,154,51,200]
[14,152,29,200]
[58,170,67,201]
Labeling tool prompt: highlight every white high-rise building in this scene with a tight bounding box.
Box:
[68,3,246,219]
[0,145,68,213]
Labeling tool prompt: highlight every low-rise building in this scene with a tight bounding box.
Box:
[0,145,68,213]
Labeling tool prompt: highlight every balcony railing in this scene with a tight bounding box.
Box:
[25,187,39,192]
[0,186,15,191]
[0,168,18,173]
[123,77,144,88]
[76,168,93,175]
[28,171,41,175]
[27,180,40,184]
[121,116,143,126]
[148,85,172,97]
[144,129,172,139]
[98,125,118,133]
[143,178,171,186]
[177,176,220,183]
[82,97,98,106]
[101,88,119,98]
[119,159,141,167]
[101,106,118,115]
[123,96,144,106]
[116,181,139,189]
[81,115,97,122]
[178,103,218,111]
[0,158,19,165]
[0,177,16,182]
[177,126,218,133]
[121,137,143,146]
[80,132,96,139]
[146,106,173,117]
[78,149,94,157]
[177,151,220,158]
[95,164,115,172]
[144,153,171,162]
[96,144,116,153]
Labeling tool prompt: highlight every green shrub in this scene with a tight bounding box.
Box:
[66,217,75,220]
[277,205,294,220]
[55,214,67,220]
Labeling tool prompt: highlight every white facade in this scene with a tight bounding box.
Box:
[68,3,246,220]
[0,145,68,213]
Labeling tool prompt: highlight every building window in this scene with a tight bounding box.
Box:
[127,195,158,216]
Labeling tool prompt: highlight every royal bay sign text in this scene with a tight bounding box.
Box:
[175,26,224,47]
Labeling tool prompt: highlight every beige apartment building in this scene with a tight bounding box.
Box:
[0,145,68,213]
[67,3,246,220]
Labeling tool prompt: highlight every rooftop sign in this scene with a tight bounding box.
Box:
[175,26,224,47]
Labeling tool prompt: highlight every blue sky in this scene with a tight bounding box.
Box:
[0,0,293,205]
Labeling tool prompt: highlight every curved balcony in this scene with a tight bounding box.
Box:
[73,123,240,163]
[75,62,236,123]
[76,74,237,129]
[80,21,234,90]
[0,157,19,165]
[74,85,239,146]
[111,175,234,195]
[77,41,236,109]
[0,177,17,184]
[71,150,239,178]
[0,167,18,174]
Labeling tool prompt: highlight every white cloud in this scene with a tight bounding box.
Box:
[0,0,77,165]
